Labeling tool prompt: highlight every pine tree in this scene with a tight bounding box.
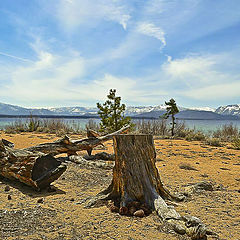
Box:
[163,98,179,136]
[97,89,131,133]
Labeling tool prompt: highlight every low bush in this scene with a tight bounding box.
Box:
[85,119,100,132]
[185,130,206,141]
[213,123,239,142]
[5,120,27,133]
[205,138,222,147]
[4,118,82,135]
[134,119,168,136]
[232,137,240,150]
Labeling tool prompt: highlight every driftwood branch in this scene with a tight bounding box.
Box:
[24,125,130,156]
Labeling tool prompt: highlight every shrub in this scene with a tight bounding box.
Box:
[134,119,168,136]
[4,118,83,135]
[174,121,188,138]
[85,119,100,132]
[213,123,239,141]
[205,138,222,147]
[232,137,240,150]
[5,119,26,133]
[27,115,40,132]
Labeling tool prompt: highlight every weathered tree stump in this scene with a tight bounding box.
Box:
[87,135,209,240]
[0,140,66,190]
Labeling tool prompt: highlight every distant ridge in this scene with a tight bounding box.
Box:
[215,104,240,117]
[0,102,239,120]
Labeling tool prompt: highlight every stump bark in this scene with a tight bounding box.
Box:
[89,135,209,240]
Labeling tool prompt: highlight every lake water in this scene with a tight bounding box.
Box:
[0,117,240,133]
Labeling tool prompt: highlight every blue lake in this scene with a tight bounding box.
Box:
[0,117,240,133]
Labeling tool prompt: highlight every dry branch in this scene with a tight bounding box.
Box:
[24,125,130,156]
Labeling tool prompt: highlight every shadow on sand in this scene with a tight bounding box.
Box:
[0,176,66,198]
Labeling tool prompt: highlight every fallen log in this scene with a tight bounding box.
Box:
[0,140,66,190]
[85,135,212,240]
[24,125,130,156]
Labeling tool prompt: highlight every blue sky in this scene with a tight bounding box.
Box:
[0,0,240,108]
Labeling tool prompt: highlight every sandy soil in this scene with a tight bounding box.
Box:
[0,132,239,240]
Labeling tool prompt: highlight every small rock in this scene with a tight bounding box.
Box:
[109,205,119,213]
[129,206,137,215]
[108,202,119,213]
[37,198,44,204]
[119,206,128,215]
[140,205,152,215]
[133,209,145,218]
[7,194,12,200]
[4,186,10,192]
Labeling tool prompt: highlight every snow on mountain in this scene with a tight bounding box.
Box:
[0,102,239,119]
[125,104,187,116]
[215,104,240,116]
[46,106,98,115]
[125,106,156,116]
[188,107,215,112]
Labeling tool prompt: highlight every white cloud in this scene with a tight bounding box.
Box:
[0,50,86,103]
[0,51,33,63]
[161,54,227,88]
[138,52,240,104]
[136,22,166,47]
[56,0,131,31]
[182,81,240,100]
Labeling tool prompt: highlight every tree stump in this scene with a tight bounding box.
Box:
[87,135,209,240]
[110,134,178,206]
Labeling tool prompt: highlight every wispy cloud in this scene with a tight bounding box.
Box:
[136,22,166,48]
[55,0,131,31]
[183,81,240,100]
[0,51,33,63]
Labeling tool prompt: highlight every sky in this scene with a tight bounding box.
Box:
[0,0,240,108]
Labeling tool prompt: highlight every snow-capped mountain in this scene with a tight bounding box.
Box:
[125,105,165,116]
[188,107,215,112]
[0,102,239,120]
[125,104,187,116]
[48,107,98,116]
[215,104,240,116]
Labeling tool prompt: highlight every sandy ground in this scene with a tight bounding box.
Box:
[0,132,239,240]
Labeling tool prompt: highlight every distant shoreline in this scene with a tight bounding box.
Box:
[0,114,239,121]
